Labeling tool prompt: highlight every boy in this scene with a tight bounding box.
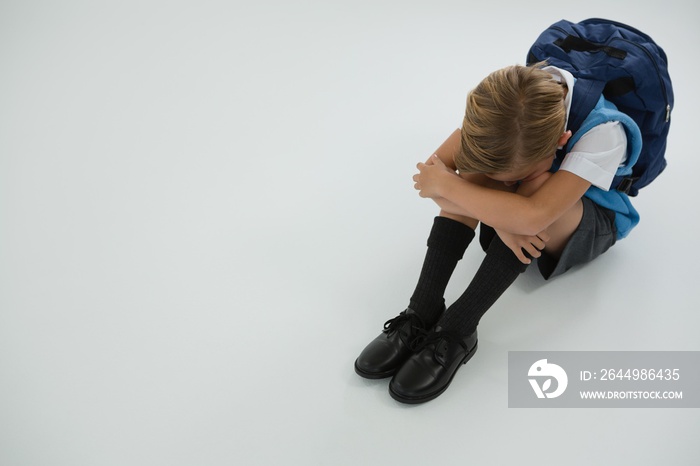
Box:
[354,63,641,404]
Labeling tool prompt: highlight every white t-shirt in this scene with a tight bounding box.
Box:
[544,66,627,191]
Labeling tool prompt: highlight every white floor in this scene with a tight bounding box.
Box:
[2,1,699,465]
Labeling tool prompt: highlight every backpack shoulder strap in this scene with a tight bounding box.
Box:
[567,94,643,180]
[566,78,606,136]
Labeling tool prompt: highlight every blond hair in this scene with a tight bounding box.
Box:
[456,64,567,174]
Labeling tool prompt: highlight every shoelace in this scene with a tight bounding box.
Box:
[382,311,427,343]
[409,330,466,354]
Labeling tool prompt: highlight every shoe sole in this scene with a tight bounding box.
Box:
[354,359,396,379]
[388,342,478,404]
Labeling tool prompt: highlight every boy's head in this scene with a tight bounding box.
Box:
[455,64,567,179]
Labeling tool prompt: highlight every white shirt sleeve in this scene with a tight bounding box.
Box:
[559,121,628,191]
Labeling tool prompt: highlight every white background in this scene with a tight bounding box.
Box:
[1,1,699,465]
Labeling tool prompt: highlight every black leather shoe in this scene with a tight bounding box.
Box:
[354,309,431,379]
[389,327,477,404]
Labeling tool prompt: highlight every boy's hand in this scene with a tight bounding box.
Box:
[413,154,456,198]
[496,229,550,264]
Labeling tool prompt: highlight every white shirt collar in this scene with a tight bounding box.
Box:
[542,65,575,130]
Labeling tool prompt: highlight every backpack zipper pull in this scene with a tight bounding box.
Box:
[666,104,671,122]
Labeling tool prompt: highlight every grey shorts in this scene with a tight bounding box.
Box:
[479,196,617,280]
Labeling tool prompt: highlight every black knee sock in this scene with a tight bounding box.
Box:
[437,235,529,337]
[408,217,475,325]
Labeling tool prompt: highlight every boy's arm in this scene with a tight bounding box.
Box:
[415,156,591,235]
[443,171,590,235]
[428,128,461,169]
[429,173,555,263]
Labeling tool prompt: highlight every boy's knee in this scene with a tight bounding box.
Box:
[439,210,479,230]
[517,171,553,197]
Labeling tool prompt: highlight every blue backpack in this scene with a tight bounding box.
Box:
[527,18,673,196]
